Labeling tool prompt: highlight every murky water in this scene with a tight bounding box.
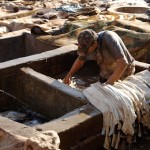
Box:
[56,68,99,91]
[58,75,99,91]
[56,4,83,13]
[69,76,99,91]
[55,61,100,91]
[0,108,48,127]
[0,90,48,126]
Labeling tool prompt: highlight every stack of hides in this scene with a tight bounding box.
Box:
[83,70,150,149]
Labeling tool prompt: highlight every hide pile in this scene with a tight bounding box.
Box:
[83,69,150,149]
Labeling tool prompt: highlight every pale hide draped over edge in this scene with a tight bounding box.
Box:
[83,70,150,150]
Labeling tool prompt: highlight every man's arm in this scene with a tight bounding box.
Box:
[63,57,85,85]
[106,57,128,85]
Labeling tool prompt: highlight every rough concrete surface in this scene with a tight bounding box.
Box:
[0,0,150,150]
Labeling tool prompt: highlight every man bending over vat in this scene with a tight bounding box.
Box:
[63,29,136,85]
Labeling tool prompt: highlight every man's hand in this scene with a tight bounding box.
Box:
[63,57,85,85]
[63,76,71,85]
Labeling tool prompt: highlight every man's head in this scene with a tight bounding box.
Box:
[77,29,98,55]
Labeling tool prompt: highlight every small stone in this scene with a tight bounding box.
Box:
[62,118,67,121]
[68,16,76,21]
[80,0,89,3]
[36,128,43,131]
